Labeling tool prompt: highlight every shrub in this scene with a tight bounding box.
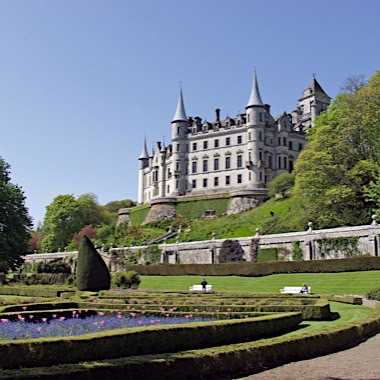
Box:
[36,260,71,274]
[111,271,141,289]
[366,287,380,301]
[218,240,245,263]
[142,245,161,265]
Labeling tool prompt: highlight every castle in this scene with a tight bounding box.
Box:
[136,71,330,219]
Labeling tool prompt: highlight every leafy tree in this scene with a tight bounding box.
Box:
[77,193,105,226]
[268,173,295,198]
[41,195,83,252]
[294,70,380,228]
[0,157,32,270]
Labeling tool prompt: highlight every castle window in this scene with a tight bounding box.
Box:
[299,143,303,151]
[167,185,170,193]
[259,172,262,181]
[226,137,230,146]
[259,151,262,161]
[249,172,252,181]
[214,139,219,148]
[248,132,251,140]
[203,159,208,172]
[192,180,196,189]
[237,174,242,184]
[278,157,281,169]
[193,142,197,151]
[268,155,272,169]
[214,177,219,186]
[225,176,230,185]
[289,141,293,150]
[153,171,158,182]
[176,180,179,189]
[225,156,231,169]
[203,178,208,187]
[283,137,287,146]
[278,137,281,145]
[237,155,243,168]
[237,120,241,126]
[226,121,229,128]
[203,141,208,149]
[259,131,262,141]
[176,144,180,152]
[192,161,197,174]
[259,113,263,122]
[247,114,250,122]
[237,135,242,144]
[177,127,180,135]
[284,157,287,169]
[214,158,219,171]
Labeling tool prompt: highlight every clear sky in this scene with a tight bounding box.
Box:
[0,0,379,227]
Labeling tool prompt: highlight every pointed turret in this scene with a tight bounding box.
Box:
[138,137,149,160]
[246,70,264,108]
[172,86,187,122]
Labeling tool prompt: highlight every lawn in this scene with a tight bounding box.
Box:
[140,270,380,295]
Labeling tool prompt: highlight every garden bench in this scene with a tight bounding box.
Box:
[189,284,212,292]
[280,286,311,294]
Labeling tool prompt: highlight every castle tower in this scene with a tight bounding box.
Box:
[169,87,189,196]
[295,77,331,130]
[138,138,149,204]
[246,70,266,187]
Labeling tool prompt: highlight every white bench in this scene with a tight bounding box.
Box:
[189,284,212,292]
[280,286,311,294]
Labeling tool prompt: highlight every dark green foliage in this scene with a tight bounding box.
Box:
[257,248,278,262]
[218,239,245,263]
[111,271,141,289]
[292,241,304,261]
[21,273,72,285]
[36,260,71,274]
[366,287,380,301]
[0,157,32,271]
[76,235,110,291]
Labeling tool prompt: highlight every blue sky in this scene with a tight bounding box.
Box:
[0,0,379,227]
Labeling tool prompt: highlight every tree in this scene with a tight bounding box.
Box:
[218,239,245,263]
[76,193,105,226]
[41,195,83,252]
[294,70,380,228]
[268,173,295,198]
[0,157,32,270]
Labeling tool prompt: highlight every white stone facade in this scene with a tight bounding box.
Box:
[138,72,330,205]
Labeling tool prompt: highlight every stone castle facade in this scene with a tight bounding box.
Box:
[137,72,330,214]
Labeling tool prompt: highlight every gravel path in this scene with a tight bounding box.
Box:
[238,298,380,380]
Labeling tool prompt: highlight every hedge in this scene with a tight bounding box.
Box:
[1,312,379,379]
[129,256,380,276]
[0,312,301,370]
[0,286,72,298]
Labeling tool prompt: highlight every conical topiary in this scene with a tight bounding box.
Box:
[76,235,111,291]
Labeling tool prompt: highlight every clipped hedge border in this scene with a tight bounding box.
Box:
[0,312,301,370]
[129,256,380,276]
[1,312,379,379]
[0,286,73,298]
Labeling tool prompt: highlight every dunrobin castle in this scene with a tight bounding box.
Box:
[136,71,330,219]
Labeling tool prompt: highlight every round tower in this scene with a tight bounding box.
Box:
[246,70,266,188]
[170,86,189,196]
[138,138,149,204]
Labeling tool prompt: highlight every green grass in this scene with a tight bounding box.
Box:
[140,271,380,295]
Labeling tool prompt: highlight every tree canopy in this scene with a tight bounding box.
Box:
[294,70,380,228]
[0,157,32,270]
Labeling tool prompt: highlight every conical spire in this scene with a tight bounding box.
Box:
[246,70,264,108]
[172,86,187,122]
[138,137,149,159]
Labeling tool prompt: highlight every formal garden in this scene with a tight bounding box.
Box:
[0,235,379,379]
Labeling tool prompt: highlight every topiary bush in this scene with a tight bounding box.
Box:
[218,240,245,263]
[76,235,111,291]
[366,287,380,301]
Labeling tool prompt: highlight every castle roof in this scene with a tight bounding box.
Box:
[172,86,187,122]
[246,70,264,108]
[138,138,149,160]
[300,78,330,100]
